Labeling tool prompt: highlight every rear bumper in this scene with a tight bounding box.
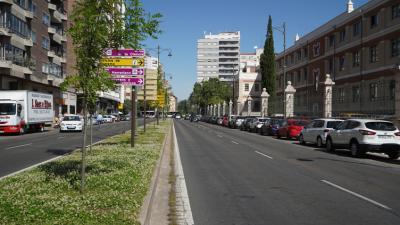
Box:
[360,144,400,152]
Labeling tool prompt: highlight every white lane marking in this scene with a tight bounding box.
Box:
[217,135,223,138]
[58,137,65,139]
[5,143,32,150]
[321,180,392,210]
[232,141,239,145]
[255,151,273,159]
[173,124,194,224]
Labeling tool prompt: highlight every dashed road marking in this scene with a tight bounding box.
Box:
[5,143,32,150]
[255,151,273,159]
[321,179,392,210]
[232,141,239,145]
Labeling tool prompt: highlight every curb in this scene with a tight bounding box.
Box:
[139,122,172,225]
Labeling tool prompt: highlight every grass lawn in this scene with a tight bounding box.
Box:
[0,120,171,225]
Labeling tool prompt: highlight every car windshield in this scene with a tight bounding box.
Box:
[259,119,268,122]
[63,116,80,121]
[327,121,342,128]
[365,122,396,131]
[0,103,16,115]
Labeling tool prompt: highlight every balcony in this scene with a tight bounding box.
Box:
[0,23,12,37]
[0,56,12,69]
[48,27,56,34]
[48,3,56,11]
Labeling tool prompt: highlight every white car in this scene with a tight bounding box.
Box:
[299,118,343,147]
[325,119,400,159]
[249,117,270,133]
[60,115,83,132]
[103,115,113,123]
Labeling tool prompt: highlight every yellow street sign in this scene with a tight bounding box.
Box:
[118,103,123,110]
[100,58,144,67]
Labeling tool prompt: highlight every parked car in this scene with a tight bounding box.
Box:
[222,116,229,127]
[240,117,256,131]
[260,118,284,136]
[277,119,310,139]
[249,117,270,133]
[217,117,224,125]
[299,118,343,147]
[175,114,182,119]
[60,115,83,132]
[234,116,246,129]
[227,115,237,128]
[120,115,130,121]
[325,119,400,159]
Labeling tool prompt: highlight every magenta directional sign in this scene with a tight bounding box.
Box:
[104,49,145,57]
[106,68,144,76]
[112,77,144,86]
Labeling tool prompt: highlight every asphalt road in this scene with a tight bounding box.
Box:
[174,120,400,225]
[0,119,153,178]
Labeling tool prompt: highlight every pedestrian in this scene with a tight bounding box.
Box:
[96,114,103,127]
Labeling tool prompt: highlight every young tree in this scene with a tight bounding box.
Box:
[62,0,161,193]
[260,15,276,114]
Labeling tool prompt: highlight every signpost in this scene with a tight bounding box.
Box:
[102,49,146,147]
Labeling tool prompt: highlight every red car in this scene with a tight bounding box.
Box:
[277,119,310,139]
[222,116,229,127]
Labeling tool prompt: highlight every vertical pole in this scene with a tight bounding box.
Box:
[232,64,235,114]
[144,71,146,132]
[156,45,160,125]
[283,22,287,118]
[131,86,136,147]
[80,94,87,193]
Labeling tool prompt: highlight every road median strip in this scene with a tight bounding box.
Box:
[0,120,171,224]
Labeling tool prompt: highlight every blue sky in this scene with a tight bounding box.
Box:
[142,0,369,101]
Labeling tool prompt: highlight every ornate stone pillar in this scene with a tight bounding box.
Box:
[285,81,296,118]
[237,100,241,115]
[223,101,226,116]
[247,96,252,116]
[214,104,217,116]
[260,88,270,117]
[323,74,335,118]
[217,103,221,116]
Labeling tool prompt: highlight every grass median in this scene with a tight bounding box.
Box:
[0,120,171,225]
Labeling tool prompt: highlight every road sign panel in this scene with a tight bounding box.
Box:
[112,77,144,86]
[104,49,145,57]
[101,58,144,67]
[106,68,144,76]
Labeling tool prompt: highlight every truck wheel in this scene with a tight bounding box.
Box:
[387,151,400,160]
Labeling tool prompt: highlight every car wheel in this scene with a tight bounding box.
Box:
[316,136,323,148]
[286,132,290,139]
[326,138,335,152]
[299,134,305,145]
[259,129,263,135]
[350,140,364,157]
[387,151,400,160]
[277,133,281,139]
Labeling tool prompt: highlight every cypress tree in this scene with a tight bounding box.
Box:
[260,15,276,113]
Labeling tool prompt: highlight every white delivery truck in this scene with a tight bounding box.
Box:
[0,91,54,134]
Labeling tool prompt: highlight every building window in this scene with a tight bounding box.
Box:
[329,35,335,47]
[254,83,260,92]
[391,38,400,57]
[328,58,334,73]
[41,37,50,50]
[13,0,25,9]
[244,83,249,92]
[303,47,308,58]
[338,88,345,103]
[303,68,308,82]
[297,71,301,83]
[369,45,379,63]
[42,13,50,26]
[313,42,320,57]
[31,31,36,44]
[353,21,361,36]
[392,4,400,19]
[370,83,378,101]
[297,50,301,60]
[339,56,345,71]
[352,51,360,67]
[352,86,360,102]
[390,80,396,100]
[370,14,378,28]
[339,30,346,42]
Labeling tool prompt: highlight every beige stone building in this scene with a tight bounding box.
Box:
[273,0,400,118]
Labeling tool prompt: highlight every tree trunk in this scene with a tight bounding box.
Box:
[89,114,93,154]
[80,96,87,193]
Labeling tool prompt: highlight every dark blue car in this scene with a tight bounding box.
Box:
[261,118,284,136]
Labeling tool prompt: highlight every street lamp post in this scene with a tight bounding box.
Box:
[146,45,172,126]
[273,22,286,118]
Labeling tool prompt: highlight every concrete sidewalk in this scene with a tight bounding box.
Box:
[139,124,172,225]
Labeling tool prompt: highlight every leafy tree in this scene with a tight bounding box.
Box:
[260,15,276,114]
[61,0,161,193]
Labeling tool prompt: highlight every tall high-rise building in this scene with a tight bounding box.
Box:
[197,31,240,82]
[0,0,75,116]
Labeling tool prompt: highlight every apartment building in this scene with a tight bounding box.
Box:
[274,0,400,118]
[197,31,240,82]
[0,0,75,116]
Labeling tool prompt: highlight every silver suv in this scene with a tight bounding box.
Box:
[325,119,400,159]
